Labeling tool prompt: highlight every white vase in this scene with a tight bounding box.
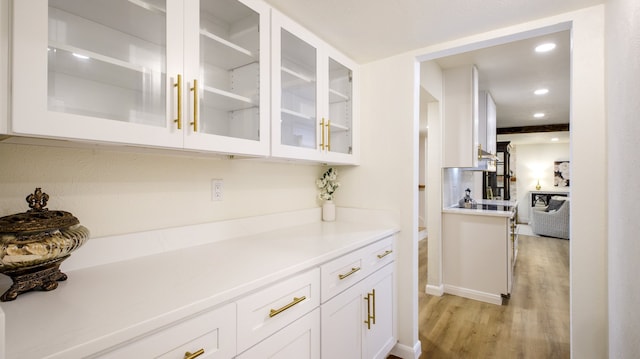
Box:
[322,200,336,222]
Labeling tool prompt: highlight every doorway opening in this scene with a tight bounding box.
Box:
[416,23,572,356]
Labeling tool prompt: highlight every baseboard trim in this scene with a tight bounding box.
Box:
[390,340,421,359]
[425,284,444,296]
[444,284,503,305]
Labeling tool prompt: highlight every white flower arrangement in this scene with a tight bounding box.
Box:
[316,167,340,201]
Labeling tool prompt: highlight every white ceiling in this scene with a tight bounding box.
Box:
[263,0,603,63]
[263,0,596,144]
[432,30,571,129]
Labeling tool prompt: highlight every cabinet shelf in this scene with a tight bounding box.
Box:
[47,43,165,95]
[49,41,161,74]
[281,108,315,121]
[127,0,167,14]
[203,85,256,112]
[201,29,257,70]
[282,66,314,84]
[281,66,316,103]
[329,122,349,132]
[329,88,349,103]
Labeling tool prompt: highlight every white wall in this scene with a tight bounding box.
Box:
[418,89,428,230]
[566,8,607,358]
[606,0,640,356]
[0,143,320,238]
[339,55,421,356]
[512,142,570,223]
[420,61,445,296]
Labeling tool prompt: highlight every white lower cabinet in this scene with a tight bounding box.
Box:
[442,212,513,305]
[50,239,394,359]
[236,268,320,353]
[321,260,396,359]
[93,302,236,359]
[237,308,320,359]
[362,264,395,359]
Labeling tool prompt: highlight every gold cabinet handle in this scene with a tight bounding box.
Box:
[174,74,182,130]
[364,291,376,329]
[377,250,393,259]
[269,296,306,318]
[338,267,361,280]
[371,288,376,325]
[319,118,325,150]
[184,348,204,359]
[326,119,331,151]
[190,79,198,132]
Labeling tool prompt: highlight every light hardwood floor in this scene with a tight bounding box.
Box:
[393,234,570,358]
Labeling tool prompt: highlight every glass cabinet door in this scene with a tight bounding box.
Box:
[271,11,357,164]
[183,0,269,155]
[197,0,260,141]
[278,28,318,150]
[12,0,182,148]
[47,0,167,126]
[326,57,353,155]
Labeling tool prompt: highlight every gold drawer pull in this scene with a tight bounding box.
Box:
[338,267,361,280]
[184,348,204,359]
[269,296,306,318]
[377,250,393,259]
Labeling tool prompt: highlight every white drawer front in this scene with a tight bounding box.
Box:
[237,268,320,353]
[320,246,367,303]
[95,302,236,359]
[363,236,394,273]
[237,308,320,359]
[320,236,394,303]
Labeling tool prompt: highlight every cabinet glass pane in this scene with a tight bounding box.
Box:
[280,29,317,149]
[328,58,352,154]
[47,0,166,126]
[199,0,260,141]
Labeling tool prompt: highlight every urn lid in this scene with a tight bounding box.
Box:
[0,188,80,237]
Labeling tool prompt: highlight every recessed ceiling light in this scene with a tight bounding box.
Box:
[534,112,545,118]
[535,43,556,53]
[534,88,549,95]
[551,137,559,142]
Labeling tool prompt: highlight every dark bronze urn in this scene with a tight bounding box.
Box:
[0,188,90,301]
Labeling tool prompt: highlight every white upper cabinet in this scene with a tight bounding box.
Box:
[12,0,183,148]
[478,91,497,155]
[442,65,498,170]
[271,10,358,165]
[10,1,357,162]
[11,0,270,156]
[442,64,479,168]
[183,0,270,155]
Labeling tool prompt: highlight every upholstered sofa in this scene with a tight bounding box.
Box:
[531,198,570,239]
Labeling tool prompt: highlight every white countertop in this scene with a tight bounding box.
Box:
[442,199,518,218]
[0,218,397,359]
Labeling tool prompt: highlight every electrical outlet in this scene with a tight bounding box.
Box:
[212,179,223,201]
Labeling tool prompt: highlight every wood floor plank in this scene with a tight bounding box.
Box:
[390,235,569,359]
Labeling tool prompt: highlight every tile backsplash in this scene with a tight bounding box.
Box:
[443,168,482,207]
